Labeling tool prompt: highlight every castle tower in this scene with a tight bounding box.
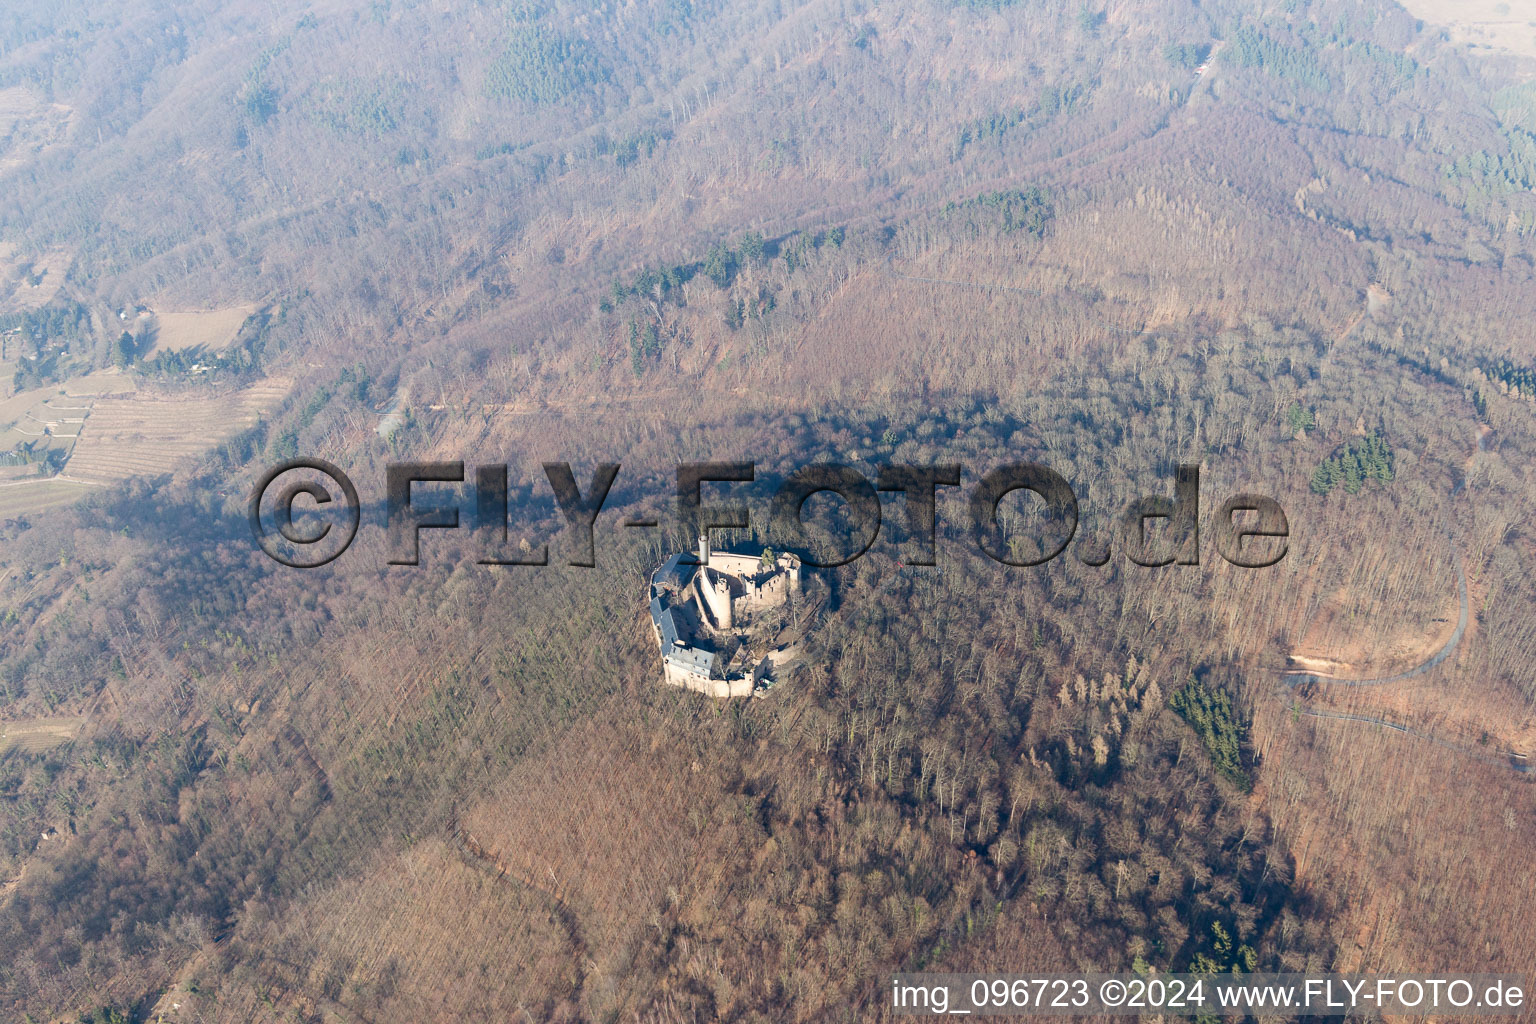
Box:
[694,564,733,629]
[716,572,733,629]
[698,533,711,568]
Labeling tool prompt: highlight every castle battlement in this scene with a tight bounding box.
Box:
[647,537,802,697]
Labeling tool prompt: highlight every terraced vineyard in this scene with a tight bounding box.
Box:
[64,377,291,484]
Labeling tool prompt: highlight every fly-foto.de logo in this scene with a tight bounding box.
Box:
[249,459,1289,571]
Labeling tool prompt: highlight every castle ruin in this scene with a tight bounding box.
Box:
[647,535,802,698]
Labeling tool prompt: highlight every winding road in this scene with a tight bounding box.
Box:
[1280,547,1468,689]
[1292,705,1531,774]
[1280,427,1531,774]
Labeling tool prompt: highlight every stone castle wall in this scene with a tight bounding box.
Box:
[651,542,802,698]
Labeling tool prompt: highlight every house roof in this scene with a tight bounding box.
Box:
[650,594,714,677]
[650,595,680,645]
[653,551,695,591]
[665,645,714,676]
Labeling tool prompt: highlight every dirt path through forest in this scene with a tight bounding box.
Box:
[1280,426,1530,772]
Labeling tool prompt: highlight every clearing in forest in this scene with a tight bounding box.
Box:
[0,87,73,178]
[0,242,74,314]
[0,716,84,754]
[144,306,259,356]
[1397,0,1536,59]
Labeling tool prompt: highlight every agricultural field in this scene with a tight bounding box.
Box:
[143,305,259,357]
[0,372,136,479]
[63,376,291,484]
[60,369,139,398]
[0,371,287,515]
[0,478,96,518]
[0,389,91,441]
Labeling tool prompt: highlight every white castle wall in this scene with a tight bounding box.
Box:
[662,661,754,698]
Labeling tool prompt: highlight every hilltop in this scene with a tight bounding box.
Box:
[0,0,1535,1021]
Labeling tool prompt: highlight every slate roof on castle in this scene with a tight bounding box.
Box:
[653,551,693,591]
[649,552,716,681]
[649,593,714,677]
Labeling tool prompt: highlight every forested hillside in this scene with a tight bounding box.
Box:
[0,0,1535,1021]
